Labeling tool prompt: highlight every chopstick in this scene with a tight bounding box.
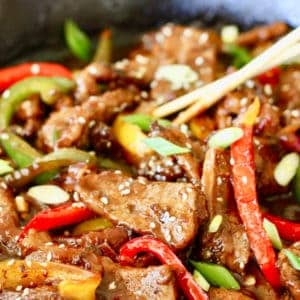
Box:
[152,27,300,125]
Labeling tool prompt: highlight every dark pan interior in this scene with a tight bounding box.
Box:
[1,0,299,65]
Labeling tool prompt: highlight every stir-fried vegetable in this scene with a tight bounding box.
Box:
[123,113,171,132]
[73,217,113,235]
[223,44,252,68]
[143,137,191,156]
[119,237,208,300]
[193,270,210,292]
[19,203,94,239]
[0,62,72,92]
[208,127,243,149]
[27,185,70,205]
[64,19,93,62]
[93,29,112,63]
[274,152,299,186]
[284,249,300,271]
[190,260,240,290]
[263,218,283,250]
[230,100,281,288]
[294,164,300,202]
[208,215,223,233]
[264,212,300,242]
[0,259,101,300]
[0,76,75,129]
[257,67,281,85]
[0,159,13,175]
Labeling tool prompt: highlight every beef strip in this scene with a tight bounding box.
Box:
[200,149,251,274]
[0,287,62,300]
[237,22,288,46]
[138,124,205,183]
[97,257,176,300]
[208,287,254,300]
[38,88,139,151]
[278,242,300,299]
[0,183,22,257]
[76,171,207,250]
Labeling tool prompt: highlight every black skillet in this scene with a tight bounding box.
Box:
[0,0,299,65]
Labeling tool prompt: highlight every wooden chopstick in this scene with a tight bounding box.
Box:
[152,27,300,125]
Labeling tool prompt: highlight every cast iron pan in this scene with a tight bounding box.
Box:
[0,0,299,65]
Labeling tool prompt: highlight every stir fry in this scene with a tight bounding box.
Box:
[0,20,299,299]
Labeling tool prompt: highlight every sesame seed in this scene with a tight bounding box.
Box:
[141,91,148,99]
[73,192,80,202]
[198,32,209,44]
[100,196,109,205]
[230,158,235,165]
[245,80,255,89]
[240,97,248,106]
[264,84,272,96]
[217,197,224,202]
[155,33,165,43]
[0,133,9,140]
[243,276,256,286]
[114,170,122,174]
[135,54,149,65]
[58,243,65,248]
[78,116,86,124]
[217,177,223,185]
[108,281,116,290]
[181,192,188,201]
[30,63,40,74]
[120,189,130,196]
[7,259,15,266]
[45,242,54,247]
[150,222,156,229]
[22,288,30,296]
[25,259,32,267]
[2,89,10,98]
[195,56,204,66]
[162,26,173,37]
[16,285,23,292]
[46,251,52,261]
[118,184,125,191]
[241,176,248,184]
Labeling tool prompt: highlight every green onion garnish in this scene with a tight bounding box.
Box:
[190,260,240,290]
[123,114,171,132]
[143,137,191,156]
[0,159,13,175]
[208,127,243,149]
[293,164,300,203]
[193,270,210,292]
[223,44,252,68]
[64,19,93,62]
[284,249,300,271]
[263,218,283,250]
[274,152,299,186]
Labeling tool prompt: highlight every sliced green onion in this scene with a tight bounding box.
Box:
[208,215,223,233]
[221,25,239,44]
[293,164,300,203]
[143,137,191,156]
[193,270,210,292]
[208,127,243,149]
[223,44,252,68]
[73,217,113,235]
[0,159,13,175]
[64,19,92,62]
[274,152,299,186]
[190,260,240,290]
[28,185,70,205]
[284,249,300,271]
[93,29,112,63]
[123,114,171,132]
[263,218,283,250]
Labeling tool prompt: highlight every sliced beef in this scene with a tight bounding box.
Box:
[200,149,250,274]
[237,22,288,46]
[208,287,254,300]
[0,184,22,257]
[38,88,139,151]
[278,242,300,299]
[98,257,177,300]
[138,124,205,183]
[0,287,62,300]
[201,212,250,274]
[76,171,207,249]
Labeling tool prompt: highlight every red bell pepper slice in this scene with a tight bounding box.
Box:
[0,62,72,92]
[257,67,281,86]
[264,213,300,242]
[19,203,94,239]
[231,125,281,288]
[119,236,208,300]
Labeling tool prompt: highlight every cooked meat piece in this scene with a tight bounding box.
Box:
[74,62,118,103]
[38,88,139,151]
[208,287,254,300]
[138,123,205,183]
[0,184,22,257]
[201,212,250,274]
[279,66,300,126]
[201,148,233,218]
[0,287,62,300]
[116,24,220,103]
[76,171,207,249]
[254,139,287,196]
[98,257,177,300]
[26,245,103,273]
[278,242,300,299]
[237,22,288,46]
[55,227,129,259]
